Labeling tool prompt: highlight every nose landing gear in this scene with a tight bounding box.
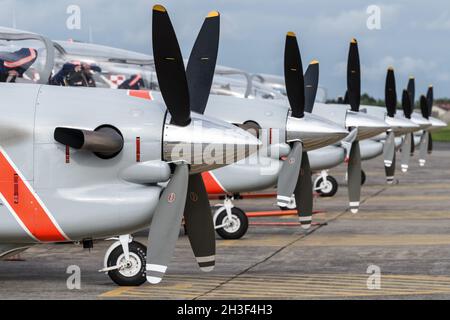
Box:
[213,197,249,240]
[100,235,147,286]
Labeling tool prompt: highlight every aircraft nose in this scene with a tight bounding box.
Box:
[345,111,391,140]
[286,113,349,151]
[385,115,420,135]
[163,113,262,173]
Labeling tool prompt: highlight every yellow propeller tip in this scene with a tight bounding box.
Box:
[310,59,319,65]
[429,84,433,88]
[351,38,357,44]
[409,76,415,79]
[153,4,166,12]
[207,11,219,18]
[388,66,394,71]
[287,31,296,37]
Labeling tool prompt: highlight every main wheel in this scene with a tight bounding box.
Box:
[107,241,147,286]
[361,170,366,186]
[215,207,249,240]
[315,175,338,197]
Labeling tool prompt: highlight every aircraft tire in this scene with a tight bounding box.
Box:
[215,207,249,240]
[107,241,147,286]
[315,176,338,197]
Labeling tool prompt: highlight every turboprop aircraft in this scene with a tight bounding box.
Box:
[360,68,419,184]
[0,5,261,286]
[198,36,390,239]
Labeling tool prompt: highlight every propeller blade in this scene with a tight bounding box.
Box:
[428,132,433,154]
[419,130,429,167]
[427,85,434,117]
[400,133,412,172]
[146,164,189,284]
[294,152,313,229]
[348,140,361,214]
[186,11,220,115]
[385,152,396,185]
[284,32,305,118]
[420,95,429,119]
[402,89,412,119]
[152,4,191,126]
[407,77,415,108]
[383,131,395,168]
[343,91,349,104]
[385,68,397,117]
[184,173,216,272]
[304,60,319,113]
[347,38,361,112]
[277,142,303,207]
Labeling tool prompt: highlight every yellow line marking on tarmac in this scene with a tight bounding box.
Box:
[101,274,450,299]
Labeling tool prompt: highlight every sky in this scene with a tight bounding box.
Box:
[0,0,449,99]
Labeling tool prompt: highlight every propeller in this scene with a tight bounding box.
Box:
[146,5,220,283]
[407,77,416,156]
[419,94,429,166]
[276,32,315,229]
[400,90,412,172]
[383,68,397,184]
[426,86,434,155]
[346,38,362,214]
[304,60,319,113]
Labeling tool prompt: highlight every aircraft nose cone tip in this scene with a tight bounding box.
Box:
[286,114,348,150]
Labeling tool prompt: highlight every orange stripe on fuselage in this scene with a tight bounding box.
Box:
[127,90,153,100]
[0,151,67,242]
[201,172,225,194]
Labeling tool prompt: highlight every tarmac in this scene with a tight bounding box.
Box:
[1,148,450,300]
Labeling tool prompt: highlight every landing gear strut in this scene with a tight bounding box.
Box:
[213,197,249,240]
[100,235,147,286]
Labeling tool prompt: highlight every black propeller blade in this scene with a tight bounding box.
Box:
[304,60,319,113]
[186,11,220,114]
[385,68,397,117]
[407,77,415,109]
[284,32,305,118]
[427,86,434,118]
[420,95,429,119]
[184,173,216,272]
[347,39,361,112]
[402,89,412,119]
[152,5,191,126]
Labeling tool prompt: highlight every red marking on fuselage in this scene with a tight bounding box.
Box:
[0,149,68,242]
[127,90,153,100]
[65,145,70,163]
[201,172,225,194]
[136,137,141,162]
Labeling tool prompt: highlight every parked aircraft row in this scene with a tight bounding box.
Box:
[0,5,445,286]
